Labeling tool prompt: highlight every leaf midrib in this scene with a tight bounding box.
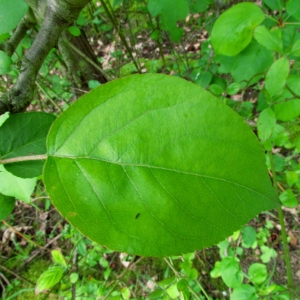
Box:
[49,154,274,202]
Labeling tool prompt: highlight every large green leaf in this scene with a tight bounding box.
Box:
[211,3,264,56]
[0,112,56,178]
[44,74,278,257]
[0,0,28,35]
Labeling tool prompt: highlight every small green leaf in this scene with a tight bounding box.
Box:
[217,41,274,84]
[0,112,55,178]
[0,112,9,127]
[159,277,175,287]
[211,3,264,56]
[0,165,36,202]
[232,230,240,241]
[149,289,165,299]
[263,0,284,11]
[210,261,221,278]
[69,272,79,283]
[289,40,300,57]
[167,283,180,299]
[187,0,210,13]
[35,266,64,294]
[209,84,223,95]
[68,26,81,37]
[51,249,67,268]
[219,257,243,288]
[265,57,290,99]
[177,278,189,291]
[88,80,101,89]
[248,263,267,284]
[279,189,298,208]
[257,108,276,141]
[0,50,12,75]
[286,171,298,187]
[254,26,282,53]
[231,284,256,300]
[44,74,278,257]
[148,0,189,42]
[0,33,10,42]
[0,193,15,221]
[120,287,131,300]
[0,0,28,35]
[286,0,300,21]
[260,246,277,263]
[187,268,198,280]
[274,100,300,122]
[241,226,256,248]
[226,82,240,95]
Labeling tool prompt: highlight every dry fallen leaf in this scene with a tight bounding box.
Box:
[288,231,298,247]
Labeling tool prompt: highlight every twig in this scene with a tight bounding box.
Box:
[103,255,136,299]
[1,220,46,251]
[0,154,47,165]
[0,265,35,285]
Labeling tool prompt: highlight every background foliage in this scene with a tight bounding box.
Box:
[0,0,299,299]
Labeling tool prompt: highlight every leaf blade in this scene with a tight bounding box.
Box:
[211,3,264,56]
[44,74,278,256]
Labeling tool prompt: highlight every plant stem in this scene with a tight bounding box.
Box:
[35,81,63,111]
[0,154,47,165]
[2,220,47,251]
[99,0,141,73]
[164,257,210,300]
[103,255,136,300]
[268,151,294,289]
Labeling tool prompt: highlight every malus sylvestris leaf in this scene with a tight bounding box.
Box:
[211,3,264,56]
[44,74,278,257]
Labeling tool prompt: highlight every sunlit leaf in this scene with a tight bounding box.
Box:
[265,57,290,99]
[44,74,278,257]
[211,3,264,56]
[35,266,63,294]
[0,165,36,202]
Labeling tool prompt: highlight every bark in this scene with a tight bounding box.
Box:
[59,30,107,85]
[0,0,91,115]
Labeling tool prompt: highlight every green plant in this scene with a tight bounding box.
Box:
[0,0,299,299]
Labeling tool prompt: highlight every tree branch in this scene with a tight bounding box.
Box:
[0,0,91,115]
